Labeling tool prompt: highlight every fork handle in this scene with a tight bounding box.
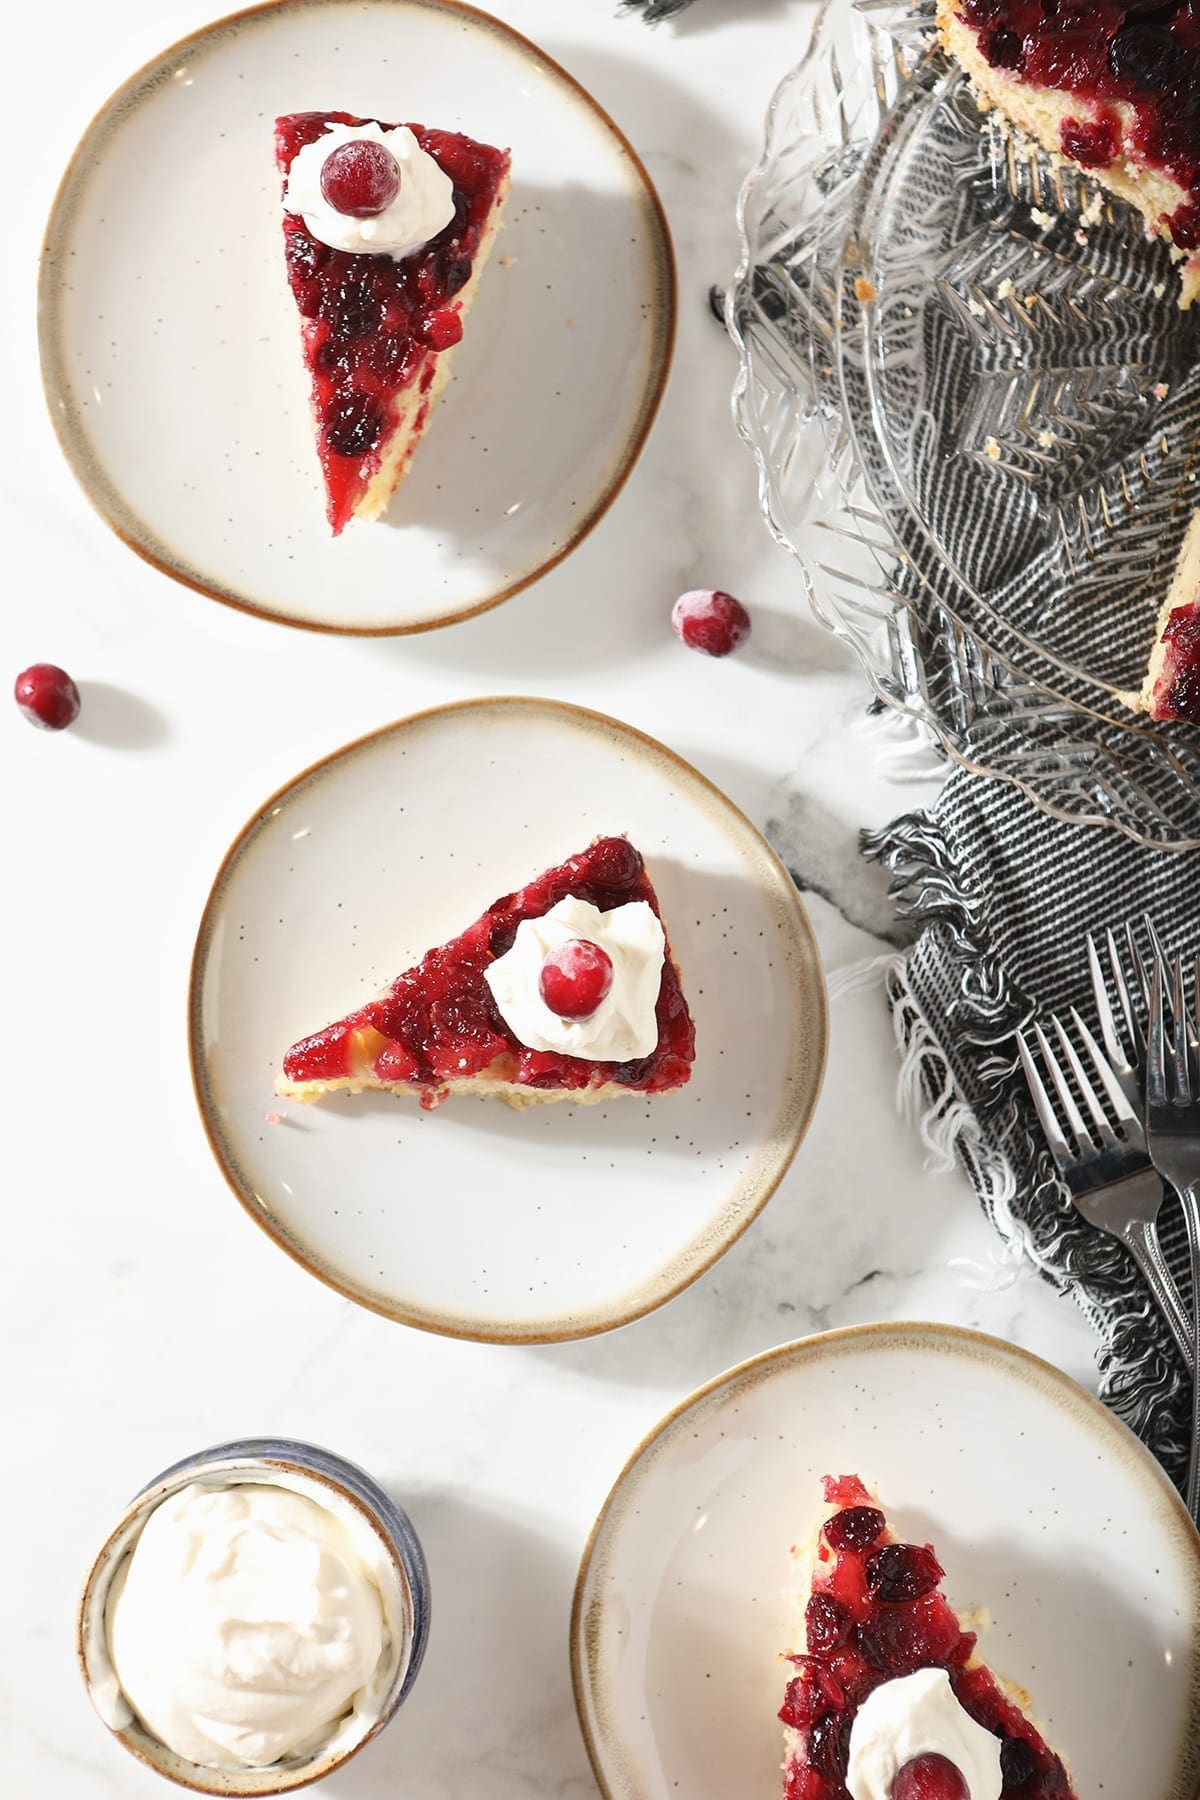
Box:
[1120,1218,1195,1375]
[1179,1184,1200,1521]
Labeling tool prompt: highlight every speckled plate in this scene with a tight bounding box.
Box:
[189,698,826,1342]
[572,1323,1200,1800]
[38,0,673,633]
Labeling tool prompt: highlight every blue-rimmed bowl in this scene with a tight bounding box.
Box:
[77,1438,430,1794]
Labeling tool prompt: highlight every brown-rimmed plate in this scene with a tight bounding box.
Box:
[188,697,826,1342]
[572,1322,1200,1798]
[39,0,674,633]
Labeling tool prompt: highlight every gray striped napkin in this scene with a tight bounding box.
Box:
[865,766,1199,1489]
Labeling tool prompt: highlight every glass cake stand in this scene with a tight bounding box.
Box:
[729,0,1200,849]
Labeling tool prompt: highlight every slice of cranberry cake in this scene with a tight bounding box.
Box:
[278,837,695,1113]
[779,1475,1076,1800]
[1129,508,1200,723]
[939,2,1200,306]
[276,111,510,534]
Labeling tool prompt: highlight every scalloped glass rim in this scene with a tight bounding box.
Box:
[728,0,1200,851]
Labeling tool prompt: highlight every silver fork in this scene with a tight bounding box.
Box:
[1017,1010,1194,1369]
[1145,952,1200,1517]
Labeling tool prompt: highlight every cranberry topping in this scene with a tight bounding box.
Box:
[960,2,1200,225]
[806,1710,851,1784]
[865,1543,945,1603]
[276,112,510,534]
[320,139,402,216]
[805,1592,853,1654]
[780,1659,846,1730]
[893,1753,971,1800]
[672,588,752,657]
[584,836,645,893]
[824,1507,886,1553]
[281,836,696,1100]
[856,1594,967,1676]
[539,939,614,1018]
[1158,603,1200,721]
[14,663,81,730]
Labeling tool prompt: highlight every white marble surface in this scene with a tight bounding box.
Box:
[4,0,1098,1793]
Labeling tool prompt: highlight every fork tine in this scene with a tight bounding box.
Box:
[1016,1028,1071,1165]
[1127,918,1152,1014]
[1087,931,1128,1073]
[1034,1019,1097,1155]
[1051,1015,1116,1151]
[1172,952,1192,1106]
[1069,1006,1143,1142]
[1106,925,1145,1067]
[1144,913,1172,987]
[1148,959,1169,1110]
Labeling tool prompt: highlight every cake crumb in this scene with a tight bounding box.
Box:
[1153,281,1166,298]
[996,277,1015,300]
[1036,429,1057,448]
[966,296,986,317]
[984,436,1001,461]
[265,1111,282,1125]
[1074,228,1089,247]
[854,277,878,303]
[1153,381,1170,400]
[499,254,517,267]
[1030,206,1054,229]
[1081,191,1104,227]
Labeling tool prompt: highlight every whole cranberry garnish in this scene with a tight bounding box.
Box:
[671,588,751,657]
[14,663,81,731]
[320,139,402,217]
[865,1543,944,1603]
[539,939,614,1018]
[805,1592,853,1653]
[326,394,385,459]
[824,1506,886,1553]
[586,837,644,893]
[892,1753,970,1800]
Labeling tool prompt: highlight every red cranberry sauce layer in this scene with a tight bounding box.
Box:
[780,1475,1076,1800]
[959,3,1200,242]
[275,113,510,535]
[1156,602,1200,721]
[281,838,696,1109]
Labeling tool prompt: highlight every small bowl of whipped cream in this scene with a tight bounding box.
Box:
[77,1438,429,1793]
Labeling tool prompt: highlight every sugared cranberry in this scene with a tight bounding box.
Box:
[1059,113,1119,169]
[320,139,402,217]
[672,588,751,657]
[325,393,385,458]
[586,837,644,893]
[14,663,81,731]
[865,1543,944,1603]
[805,1592,853,1654]
[824,1507,886,1553]
[539,939,614,1019]
[999,1736,1038,1791]
[421,307,464,350]
[892,1753,970,1800]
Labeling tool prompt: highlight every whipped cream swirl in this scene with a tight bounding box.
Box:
[105,1481,392,1770]
[284,122,455,258]
[846,1669,1003,1800]
[485,895,665,1061]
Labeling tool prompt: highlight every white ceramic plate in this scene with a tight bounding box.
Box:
[189,698,826,1341]
[39,0,673,633]
[573,1323,1200,1800]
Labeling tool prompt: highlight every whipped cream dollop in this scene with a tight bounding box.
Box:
[846,1669,1002,1800]
[485,895,665,1061]
[284,122,455,258]
[105,1481,391,1771]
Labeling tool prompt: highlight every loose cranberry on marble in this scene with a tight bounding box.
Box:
[320,139,402,217]
[14,663,81,731]
[672,588,751,657]
[892,1753,970,1800]
[539,939,614,1019]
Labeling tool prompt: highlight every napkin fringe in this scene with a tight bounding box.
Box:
[863,803,1190,1483]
